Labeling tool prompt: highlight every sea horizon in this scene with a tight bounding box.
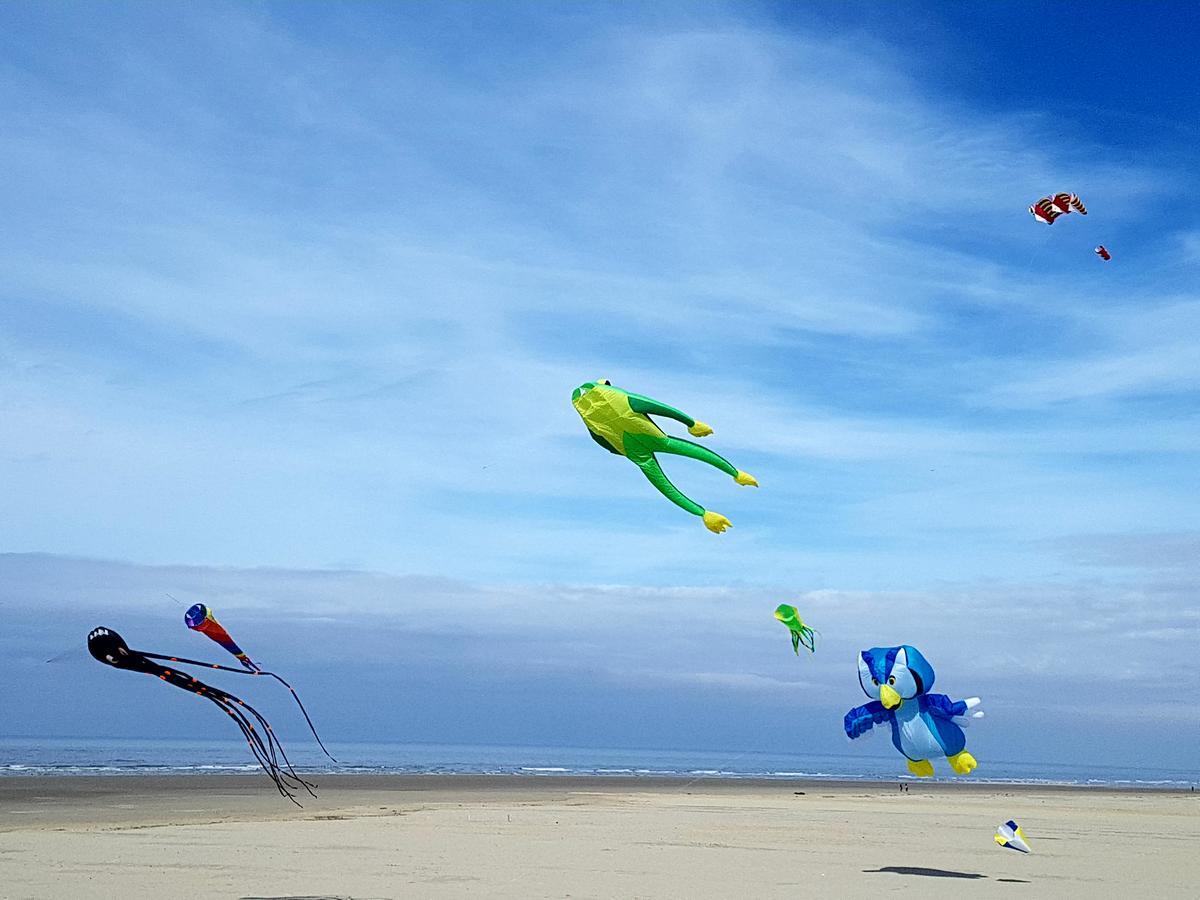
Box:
[2,736,1193,789]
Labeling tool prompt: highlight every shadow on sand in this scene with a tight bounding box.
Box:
[865,866,1030,884]
[865,866,985,879]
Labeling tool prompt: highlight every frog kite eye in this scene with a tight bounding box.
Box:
[774,604,817,654]
[571,380,759,533]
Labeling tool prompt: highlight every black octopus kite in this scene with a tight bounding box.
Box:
[87,626,317,804]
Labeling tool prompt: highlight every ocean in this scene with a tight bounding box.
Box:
[0,737,1194,788]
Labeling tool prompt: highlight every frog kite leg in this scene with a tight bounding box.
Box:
[843,645,984,778]
[571,380,758,533]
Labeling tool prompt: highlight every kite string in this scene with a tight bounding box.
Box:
[678,748,755,792]
[44,594,181,662]
[1022,224,1054,272]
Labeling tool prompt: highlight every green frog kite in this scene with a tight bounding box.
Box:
[571,380,758,533]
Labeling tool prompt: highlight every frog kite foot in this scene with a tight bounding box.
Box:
[734,471,758,487]
[948,751,977,775]
[702,511,732,533]
[688,421,714,438]
[907,759,935,778]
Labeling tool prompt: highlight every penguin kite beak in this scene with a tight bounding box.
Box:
[880,683,902,709]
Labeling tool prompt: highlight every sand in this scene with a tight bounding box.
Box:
[1,775,1196,898]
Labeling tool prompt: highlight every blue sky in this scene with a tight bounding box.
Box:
[1,2,1198,771]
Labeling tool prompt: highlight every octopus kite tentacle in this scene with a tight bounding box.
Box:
[145,650,337,763]
[201,686,314,803]
[87,627,316,804]
[187,674,317,802]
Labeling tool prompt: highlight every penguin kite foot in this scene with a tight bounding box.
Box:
[947,751,977,775]
[689,421,714,438]
[906,759,934,778]
[734,470,758,487]
[702,511,732,533]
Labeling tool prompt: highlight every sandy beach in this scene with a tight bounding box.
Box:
[1,775,1196,898]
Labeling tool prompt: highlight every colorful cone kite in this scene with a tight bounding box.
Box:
[186,603,258,671]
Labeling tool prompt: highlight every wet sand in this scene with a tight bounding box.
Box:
[1,775,1196,898]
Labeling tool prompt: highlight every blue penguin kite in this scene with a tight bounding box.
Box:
[843,645,983,777]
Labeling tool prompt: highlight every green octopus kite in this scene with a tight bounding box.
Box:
[774,604,817,654]
[571,379,758,533]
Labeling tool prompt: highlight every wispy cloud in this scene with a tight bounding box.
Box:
[1044,531,1200,570]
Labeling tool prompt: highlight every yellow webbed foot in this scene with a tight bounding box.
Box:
[689,421,713,437]
[907,759,934,778]
[734,471,758,487]
[702,511,732,533]
[948,751,977,775]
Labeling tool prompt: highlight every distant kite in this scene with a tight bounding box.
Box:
[774,604,817,654]
[995,820,1032,853]
[88,627,315,803]
[184,603,336,762]
[1095,245,1111,261]
[1029,192,1086,224]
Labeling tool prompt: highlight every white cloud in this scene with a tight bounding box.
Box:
[5,550,1195,761]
